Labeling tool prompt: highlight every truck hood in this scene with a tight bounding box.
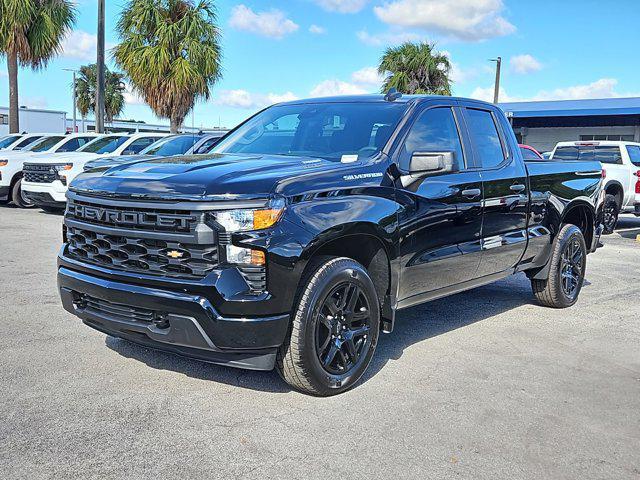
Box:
[70,153,348,199]
[24,152,102,165]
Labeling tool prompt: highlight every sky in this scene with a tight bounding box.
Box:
[0,0,638,129]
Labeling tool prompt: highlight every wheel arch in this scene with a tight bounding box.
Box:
[560,201,595,249]
[300,226,395,332]
[604,180,624,206]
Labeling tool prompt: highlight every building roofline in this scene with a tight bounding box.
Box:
[0,105,67,115]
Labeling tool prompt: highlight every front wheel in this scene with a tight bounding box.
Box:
[11,179,35,209]
[276,257,380,396]
[531,224,587,308]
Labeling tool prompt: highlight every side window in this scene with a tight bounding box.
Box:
[57,138,80,152]
[465,108,505,169]
[401,107,464,171]
[15,136,42,149]
[594,146,622,165]
[195,137,221,154]
[626,145,640,166]
[125,137,158,154]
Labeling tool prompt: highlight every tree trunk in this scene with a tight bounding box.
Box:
[7,51,19,133]
[170,115,181,134]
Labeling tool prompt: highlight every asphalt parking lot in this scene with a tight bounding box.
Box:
[1,205,639,480]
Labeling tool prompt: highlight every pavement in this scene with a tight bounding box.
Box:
[1,205,639,480]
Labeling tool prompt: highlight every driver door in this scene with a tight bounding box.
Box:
[396,103,483,303]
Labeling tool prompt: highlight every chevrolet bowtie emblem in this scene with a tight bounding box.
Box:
[166,250,184,259]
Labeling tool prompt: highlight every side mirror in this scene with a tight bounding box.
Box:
[409,151,456,175]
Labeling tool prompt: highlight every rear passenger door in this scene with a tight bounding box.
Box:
[462,106,530,277]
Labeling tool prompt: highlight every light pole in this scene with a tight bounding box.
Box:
[96,0,106,133]
[490,57,502,104]
[63,68,77,132]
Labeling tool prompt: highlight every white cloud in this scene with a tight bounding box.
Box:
[215,89,298,109]
[123,83,146,106]
[229,5,299,39]
[510,54,542,74]
[357,29,423,47]
[440,50,476,84]
[470,78,636,103]
[310,80,368,97]
[373,0,516,42]
[61,30,98,61]
[309,24,327,34]
[351,66,383,86]
[314,0,368,13]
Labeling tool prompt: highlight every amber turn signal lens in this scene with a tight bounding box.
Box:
[253,208,283,230]
[0,160,7,167]
[251,249,265,266]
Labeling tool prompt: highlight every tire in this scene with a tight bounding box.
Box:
[276,256,380,396]
[11,178,35,209]
[531,224,587,308]
[602,193,619,234]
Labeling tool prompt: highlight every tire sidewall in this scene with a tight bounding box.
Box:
[298,261,380,394]
[552,225,587,307]
[12,178,34,209]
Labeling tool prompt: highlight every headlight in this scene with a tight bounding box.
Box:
[214,198,285,266]
[53,164,73,172]
[215,197,285,232]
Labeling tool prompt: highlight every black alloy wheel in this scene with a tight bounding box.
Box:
[315,282,372,375]
[559,236,584,301]
[602,194,619,234]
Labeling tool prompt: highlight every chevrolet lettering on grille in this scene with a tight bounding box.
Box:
[68,204,195,229]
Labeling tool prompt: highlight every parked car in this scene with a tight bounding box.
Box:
[519,144,544,160]
[58,95,604,396]
[21,132,167,210]
[82,132,229,172]
[550,141,640,232]
[0,133,99,208]
[0,133,46,152]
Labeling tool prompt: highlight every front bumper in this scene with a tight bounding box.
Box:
[58,266,290,370]
[22,190,66,208]
[635,203,640,217]
[22,180,68,202]
[0,185,9,201]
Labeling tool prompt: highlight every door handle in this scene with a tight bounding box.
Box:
[461,188,481,198]
[510,184,526,192]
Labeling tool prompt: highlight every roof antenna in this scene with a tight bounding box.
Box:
[384,87,402,102]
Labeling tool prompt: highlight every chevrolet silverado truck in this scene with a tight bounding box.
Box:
[551,141,640,231]
[58,94,604,396]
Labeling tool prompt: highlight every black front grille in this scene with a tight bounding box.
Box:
[79,294,156,323]
[66,226,218,279]
[24,164,57,183]
[66,199,198,233]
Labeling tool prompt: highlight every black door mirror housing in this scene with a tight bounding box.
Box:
[409,151,456,175]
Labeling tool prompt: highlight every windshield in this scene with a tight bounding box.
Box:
[27,136,65,152]
[142,135,201,155]
[212,102,406,162]
[0,135,21,149]
[80,136,129,154]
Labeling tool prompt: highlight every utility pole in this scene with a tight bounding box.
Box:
[63,69,77,132]
[490,56,502,104]
[96,0,106,133]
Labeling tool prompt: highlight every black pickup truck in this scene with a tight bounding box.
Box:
[58,94,604,396]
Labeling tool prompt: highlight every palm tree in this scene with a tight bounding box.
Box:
[378,42,452,96]
[0,0,76,132]
[75,64,126,124]
[114,0,222,133]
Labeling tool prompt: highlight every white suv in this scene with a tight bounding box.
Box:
[551,141,640,232]
[21,132,167,210]
[0,133,99,208]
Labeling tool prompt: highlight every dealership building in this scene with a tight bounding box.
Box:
[500,97,640,153]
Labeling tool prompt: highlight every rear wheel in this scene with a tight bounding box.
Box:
[531,224,586,308]
[602,193,619,234]
[276,257,380,396]
[11,178,35,209]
